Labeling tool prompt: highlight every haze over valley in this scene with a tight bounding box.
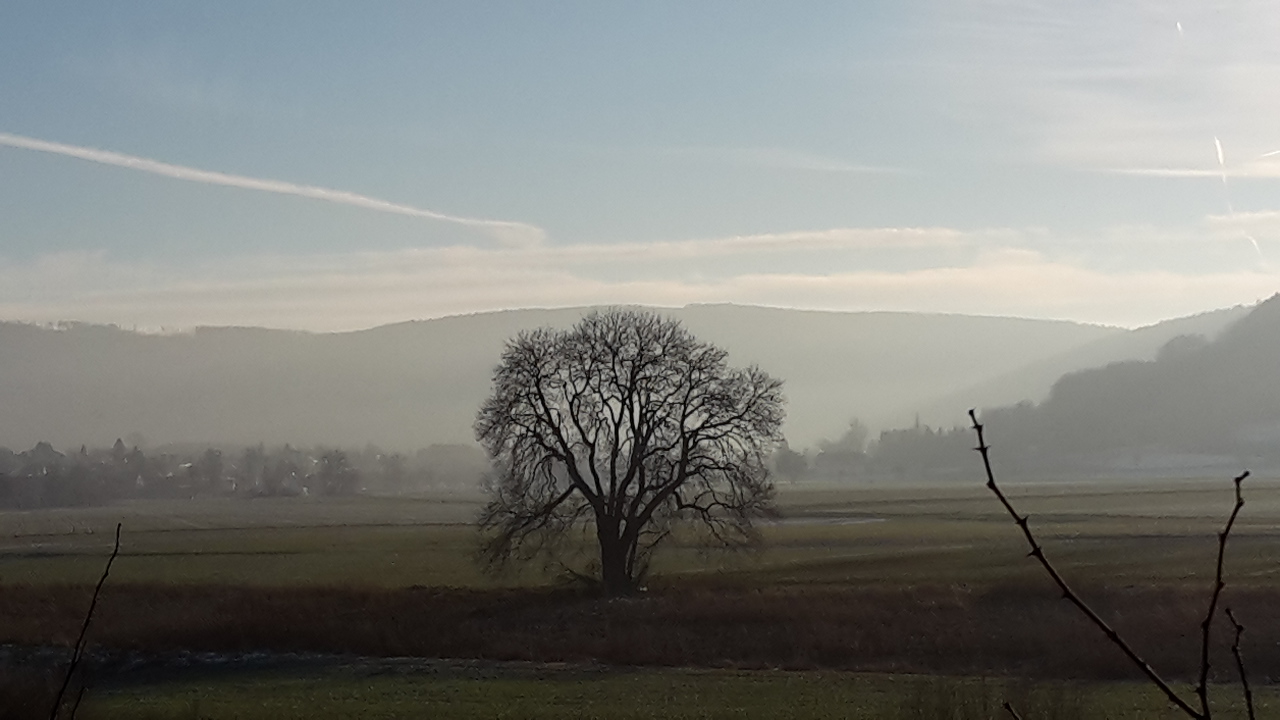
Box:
[0,301,1248,454]
[1,296,1274,494]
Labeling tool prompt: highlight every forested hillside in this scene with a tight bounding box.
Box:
[1032,292,1280,458]
[843,295,1280,480]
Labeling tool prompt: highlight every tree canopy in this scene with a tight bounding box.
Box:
[474,308,785,595]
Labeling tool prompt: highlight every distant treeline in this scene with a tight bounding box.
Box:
[773,419,976,484]
[0,440,488,509]
[781,403,1278,485]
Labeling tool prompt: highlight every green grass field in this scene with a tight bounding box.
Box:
[3,478,1279,718]
[6,479,1279,589]
[76,667,1280,720]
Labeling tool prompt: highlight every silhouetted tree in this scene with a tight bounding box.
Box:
[376,452,408,492]
[811,418,872,482]
[772,441,810,482]
[193,448,224,491]
[261,446,301,496]
[237,444,266,493]
[316,449,359,495]
[475,309,785,595]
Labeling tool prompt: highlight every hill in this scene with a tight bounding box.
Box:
[915,305,1251,426]
[0,305,1121,451]
[1040,293,1280,456]
[961,293,1280,475]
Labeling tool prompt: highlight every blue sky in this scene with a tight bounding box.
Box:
[1,1,1279,330]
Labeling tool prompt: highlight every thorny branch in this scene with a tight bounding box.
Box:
[1196,470,1248,717]
[969,410,1207,719]
[1225,607,1256,720]
[50,522,121,720]
[68,687,86,720]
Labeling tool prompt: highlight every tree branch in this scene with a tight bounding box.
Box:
[1195,470,1248,717]
[51,523,121,720]
[1225,607,1256,720]
[968,410,1202,719]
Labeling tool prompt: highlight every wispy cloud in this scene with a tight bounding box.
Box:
[520,226,985,266]
[932,2,1280,174]
[0,131,545,247]
[1106,167,1221,178]
[4,250,1272,332]
[1205,209,1280,248]
[1,221,1273,332]
[1103,149,1280,179]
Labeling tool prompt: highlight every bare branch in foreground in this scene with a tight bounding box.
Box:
[69,686,87,720]
[1002,700,1025,720]
[1195,471,1248,717]
[50,523,121,720]
[968,410,1203,719]
[1225,607,1256,720]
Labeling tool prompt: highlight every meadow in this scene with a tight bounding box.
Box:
[2,477,1279,718]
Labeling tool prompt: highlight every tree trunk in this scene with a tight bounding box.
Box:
[597,518,633,596]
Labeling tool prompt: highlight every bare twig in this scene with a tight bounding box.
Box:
[1002,700,1025,720]
[1195,471,1248,717]
[50,523,121,720]
[1225,607,1256,720]
[969,410,1203,719]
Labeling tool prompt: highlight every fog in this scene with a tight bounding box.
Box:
[2,297,1273,498]
[0,302,1179,453]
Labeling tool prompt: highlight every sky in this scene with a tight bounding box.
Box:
[1,1,1279,331]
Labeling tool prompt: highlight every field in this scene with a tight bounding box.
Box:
[3,477,1280,718]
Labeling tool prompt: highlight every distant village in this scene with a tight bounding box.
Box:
[0,439,487,509]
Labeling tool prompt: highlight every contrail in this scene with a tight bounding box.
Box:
[0,131,545,247]
[1213,137,1264,260]
[1214,136,1232,212]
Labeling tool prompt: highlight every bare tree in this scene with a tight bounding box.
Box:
[475,309,785,595]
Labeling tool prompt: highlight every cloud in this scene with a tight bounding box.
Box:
[1,224,1274,332]
[0,131,545,247]
[708,260,1276,328]
[1205,209,1280,248]
[508,226,990,267]
[1105,168,1223,178]
[1104,151,1280,179]
[931,2,1280,174]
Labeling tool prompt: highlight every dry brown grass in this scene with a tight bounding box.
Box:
[3,578,1277,684]
[0,668,58,720]
[4,481,1277,714]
